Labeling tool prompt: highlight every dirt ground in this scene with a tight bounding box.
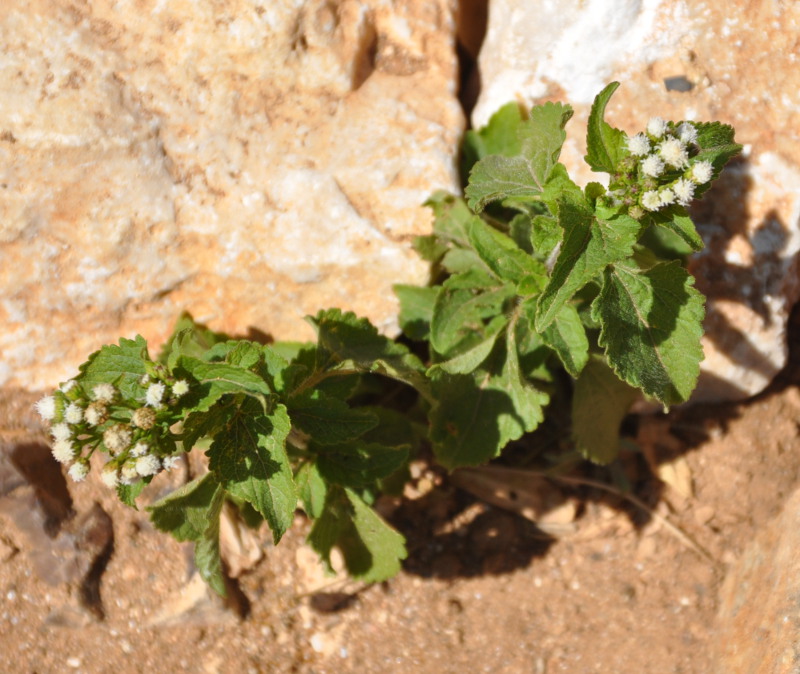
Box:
[2,311,800,674]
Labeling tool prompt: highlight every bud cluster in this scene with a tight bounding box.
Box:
[607,119,715,219]
[35,373,190,487]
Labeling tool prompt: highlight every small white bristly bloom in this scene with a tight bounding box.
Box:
[673,178,695,205]
[641,154,665,178]
[103,425,132,453]
[52,439,76,464]
[100,465,120,489]
[627,133,650,156]
[658,138,689,168]
[92,383,116,403]
[60,380,78,394]
[68,462,89,482]
[162,455,182,471]
[647,117,667,137]
[146,382,166,407]
[51,422,71,442]
[171,380,189,398]
[691,161,713,184]
[135,455,161,477]
[132,407,156,430]
[120,462,139,485]
[84,402,107,427]
[130,442,149,457]
[677,122,698,144]
[658,188,676,206]
[35,396,57,421]
[641,191,662,211]
[64,402,83,425]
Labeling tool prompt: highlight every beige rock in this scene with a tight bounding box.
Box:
[473,0,800,401]
[714,486,800,673]
[0,0,463,389]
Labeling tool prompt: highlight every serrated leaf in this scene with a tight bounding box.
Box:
[149,473,223,541]
[572,357,638,465]
[465,102,573,212]
[177,356,272,414]
[651,206,704,252]
[296,462,328,519]
[429,315,508,375]
[78,335,149,400]
[425,191,478,249]
[394,284,438,341]
[690,121,742,198]
[461,102,524,180]
[540,302,589,378]
[585,81,627,173]
[535,195,640,331]
[315,441,409,488]
[207,401,296,543]
[467,217,547,289]
[430,270,515,356]
[116,479,147,509]
[159,311,229,368]
[594,260,705,406]
[309,309,432,402]
[288,392,378,445]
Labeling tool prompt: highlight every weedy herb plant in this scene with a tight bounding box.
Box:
[35,83,740,593]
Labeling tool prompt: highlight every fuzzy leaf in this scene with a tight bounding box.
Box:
[540,302,589,378]
[535,195,640,331]
[316,441,410,488]
[296,462,328,519]
[585,81,627,173]
[572,357,638,464]
[594,260,705,406]
[160,312,229,369]
[394,284,438,341]
[207,401,296,543]
[289,392,379,445]
[651,206,704,252]
[78,335,149,400]
[429,315,508,375]
[461,102,524,179]
[465,102,573,212]
[176,356,272,414]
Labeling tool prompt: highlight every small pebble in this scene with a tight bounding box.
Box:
[67,657,81,668]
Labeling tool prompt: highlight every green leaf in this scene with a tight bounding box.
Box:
[535,195,640,331]
[309,309,431,401]
[428,315,508,375]
[159,312,229,368]
[594,260,705,406]
[540,302,589,378]
[176,356,273,414]
[430,270,515,356]
[307,487,407,582]
[466,217,547,290]
[207,401,296,543]
[572,357,638,464]
[465,102,573,212]
[315,441,410,488]
[288,392,379,445]
[585,81,627,173]
[651,206,704,252]
[394,284,438,341]
[461,102,524,179]
[116,480,147,509]
[195,519,226,597]
[78,335,149,400]
[296,462,328,519]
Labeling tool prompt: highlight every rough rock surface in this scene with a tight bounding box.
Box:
[0,0,463,389]
[714,486,800,673]
[473,0,800,401]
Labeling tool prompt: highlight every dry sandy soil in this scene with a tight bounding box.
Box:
[1,310,800,674]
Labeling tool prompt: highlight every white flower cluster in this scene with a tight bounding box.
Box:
[35,375,191,487]
[623,120,715,216]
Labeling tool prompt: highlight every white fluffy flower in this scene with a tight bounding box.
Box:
[100,465,120,489]
[84,402,107,427]
[658,188,676,206]
[130,441,149,457]
[677,122,698,144]
[103,424,132,453]
[646,117,667,137]
[35,396,57,421]
[690,160,713,184]
[135,454,161,477]
[51,439,76,464]
[627,133,650,156]
[171,380,189,398]
[68,462,89,482]
[92,383,116,403]
[132,407,156,430]
[673,178,695,205]
[60,380,78,394]
[641,191,662,211]
[146,382,166,407]
[641,154,665,178]
[120,462,139,485]
[162,455,182,471]
[64,402,83,425]
[51,422,71,442]
[658,138,689,168]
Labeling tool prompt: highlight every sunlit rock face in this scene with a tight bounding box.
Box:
[474,0,800,401]
[0,0,464,389]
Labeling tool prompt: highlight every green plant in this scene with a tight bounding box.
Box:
[34,83,740,593]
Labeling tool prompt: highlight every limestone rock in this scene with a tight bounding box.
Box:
[714,486,800,673]
[473,0,800,401]
[0,0,463,389]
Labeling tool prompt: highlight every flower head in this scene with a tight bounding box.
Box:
[135,454,161,477]
[641,190,662,211]
[100,464,120,489]
[35,396,57,422]
[132,407,156,430]
[690,160,713,184]
[658,138,689,168]
[677,122,698,144]
[103,424,132,453]
[68,461,89,482]
[171,380,190,398]
[627,133,651,156]
[51,422,71,443]
[92,383,116,404]
[64,402,83,425]
[145,382,166,408]
[658,188,676,207]
[130,441,150,458]
[641,154,665,178]
[673,178,695,205]
[162,455,182,472]
[120,462,139,485]
[647,117,668,138]
[52,439,76,464]
[84,402,108,427]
